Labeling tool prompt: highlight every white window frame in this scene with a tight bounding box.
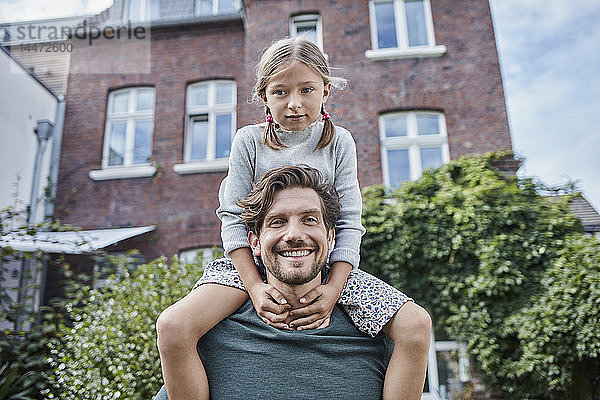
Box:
[423,329,440,400]
[422,331,471,400]
[379,111,449,187]
[195,0,241,16]
[366,0,446,60]
[90,87,157,181]
[290,14,324,52]
[174,80,236,175]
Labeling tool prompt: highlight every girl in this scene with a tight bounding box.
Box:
[157,37,431,400]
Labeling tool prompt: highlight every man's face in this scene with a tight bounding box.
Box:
[249,187,334,286]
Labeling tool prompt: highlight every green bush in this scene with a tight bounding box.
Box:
[45,257,203,400]
[506,233,600,397]
[1,226,59,399]
[360,151,598,398]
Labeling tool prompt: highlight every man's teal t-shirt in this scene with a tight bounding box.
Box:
[155,300,392,400]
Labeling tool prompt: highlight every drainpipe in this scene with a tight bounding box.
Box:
[44,96,65,222]
[35,97,65,320]
[16,119,54,331]
[27,120,54,227]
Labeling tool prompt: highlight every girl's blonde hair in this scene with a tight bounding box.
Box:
[253,37,347,150]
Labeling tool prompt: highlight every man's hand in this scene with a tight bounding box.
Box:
[287,283,340,330]
[247,281,291,329]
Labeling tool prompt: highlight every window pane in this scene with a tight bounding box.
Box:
[129,0,142,21]
[146,0,160,20]
[436,349,460,399]
[417,114,439,135]
[216,83,233,105]
[384,115,407,137]
[405,0,428,46]
[218,0,236,14]
[375,1,397,49]
[190,85,209,106]
[190,116,209,161]
[387,149,410,186]
[136,89,154,111]
[420,147,443,171]
[198,0,212,15]
[111,92,129,113]
[296,24,318,44]
[108,122,127,166]
[215,114,232,158]
[133,120,153,164]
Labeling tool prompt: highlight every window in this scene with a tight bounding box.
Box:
[434,341,471,399]
[379,111,449,187]
[422,330,471,400]
[93,253,144,289]
[90,87,156,181]
[366,0,446,59]
[196,0,239,16]
[290,14,324,51]
[174,81,236,174]
[128,0,159,22]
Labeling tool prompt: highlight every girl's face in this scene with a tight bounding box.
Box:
[263,61,330,132]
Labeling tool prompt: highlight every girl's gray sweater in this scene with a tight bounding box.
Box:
[217,121,365,269]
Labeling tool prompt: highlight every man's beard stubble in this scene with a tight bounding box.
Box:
[264,240,326,285]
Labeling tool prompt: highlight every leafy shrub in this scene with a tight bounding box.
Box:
[1,229,59,400]
[506,233,600,397]
[361,151,598,398]
[45,257,203,400]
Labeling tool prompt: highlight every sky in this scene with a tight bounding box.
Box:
[489,0,600,210]
[1,0,598,210]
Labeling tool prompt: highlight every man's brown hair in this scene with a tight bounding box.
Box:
[238,165,340,237]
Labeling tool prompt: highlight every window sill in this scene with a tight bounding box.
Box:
[365,45,446,60]
[89,165,157,181]
[173,159,229,175]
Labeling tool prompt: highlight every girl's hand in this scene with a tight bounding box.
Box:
[247,282,291,329]
[287,283,340,330]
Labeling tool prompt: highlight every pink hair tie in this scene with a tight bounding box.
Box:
[266,114,274,123]
[322,112,330,120]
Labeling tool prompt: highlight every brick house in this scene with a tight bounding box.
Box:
[55,0,511,258]
[50,0,512,398]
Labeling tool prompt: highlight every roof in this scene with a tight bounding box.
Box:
[568,195,600,233]
[0,226,155,254]
[0,44,59,98]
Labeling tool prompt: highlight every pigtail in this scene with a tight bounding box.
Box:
[263,106,285,150]
[315,104,335,150]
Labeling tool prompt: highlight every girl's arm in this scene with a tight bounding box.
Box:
[217,129,289,325]
[229,247,290,328]
[329,127,365,269]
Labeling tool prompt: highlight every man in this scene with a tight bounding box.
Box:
[155,166,412,399]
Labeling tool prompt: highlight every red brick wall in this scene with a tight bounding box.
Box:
[245,0,511,186]
[55,0,512,259]
[56,20,245,260]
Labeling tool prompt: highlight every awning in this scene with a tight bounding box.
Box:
[0,226,155,254]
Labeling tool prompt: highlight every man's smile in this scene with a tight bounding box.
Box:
[278,249,313,258]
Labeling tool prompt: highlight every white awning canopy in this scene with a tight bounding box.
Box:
[0,226,155,254]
